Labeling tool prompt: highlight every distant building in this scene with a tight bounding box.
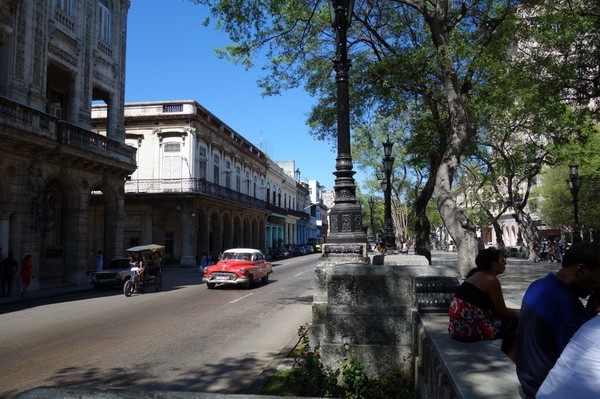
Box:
[0,1,135,285]
[93,100,311,264]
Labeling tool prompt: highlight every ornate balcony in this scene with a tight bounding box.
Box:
[0,95,136,170]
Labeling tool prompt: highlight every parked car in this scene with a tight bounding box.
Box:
[271,246,289,259]
[304,245,314,254]
[202,248,273,289]
[294,245,307,256]
[307,237,324,252]
[90,257,133,290]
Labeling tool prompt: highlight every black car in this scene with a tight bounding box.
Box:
[90,257,133,289]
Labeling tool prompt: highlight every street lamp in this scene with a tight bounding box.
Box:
[368,196,375,242]
[326,0,367,246]
[382,136,396,249]
[566,162,582,243]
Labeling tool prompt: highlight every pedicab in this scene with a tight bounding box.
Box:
[123,244,164,297]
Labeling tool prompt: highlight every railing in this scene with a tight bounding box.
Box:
[57,121,136,164]
[0,95,55,139]
[125,178,311,218]
[0,96,136,166]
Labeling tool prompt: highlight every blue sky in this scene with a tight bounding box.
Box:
[125,0,350,190]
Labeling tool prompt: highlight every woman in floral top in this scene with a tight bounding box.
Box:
[448,247,520,361]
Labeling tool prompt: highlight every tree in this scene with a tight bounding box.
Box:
[191,0,596,276]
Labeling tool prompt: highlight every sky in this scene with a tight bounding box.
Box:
[125,0,351,190]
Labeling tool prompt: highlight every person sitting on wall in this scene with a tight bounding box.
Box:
[448,247,520,362]
[516,242,600,398]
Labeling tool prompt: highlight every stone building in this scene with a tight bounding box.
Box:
[92,100,312,265]
[0,1,135,286]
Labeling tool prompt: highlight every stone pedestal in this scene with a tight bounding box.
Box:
[311,257,459,382]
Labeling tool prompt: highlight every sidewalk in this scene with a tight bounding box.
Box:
[0,265,199,307]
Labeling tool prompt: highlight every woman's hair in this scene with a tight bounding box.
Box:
[466,247,505,277]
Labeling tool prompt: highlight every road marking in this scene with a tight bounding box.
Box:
[229,293,254,303]
[294,272,304,277]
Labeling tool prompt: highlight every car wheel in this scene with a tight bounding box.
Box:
[207,282,216,289]
[155,275,163,292]
[123,280,134,297]
[244,276,252,289]
[261,275,268,284]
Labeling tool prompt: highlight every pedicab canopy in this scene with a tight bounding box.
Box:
[126,244,165,253]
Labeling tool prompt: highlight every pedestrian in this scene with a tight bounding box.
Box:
[95,250,103,272]
[477,237,485,253]
[1,251,18,297]
[516,242,600,398]
[536,315,600,398]
[547,241,556,263]
[200,253,207,270]
[402,241,409,254]
[20,254,33,298]
[554,239,563,263]
[448,247,520,361]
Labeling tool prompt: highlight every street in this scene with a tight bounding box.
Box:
[0,254,318,398]
[0,250,555,398]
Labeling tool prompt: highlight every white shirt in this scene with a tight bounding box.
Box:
[537,315,600,398]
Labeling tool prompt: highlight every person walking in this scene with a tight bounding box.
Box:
[95,250,104,272]
[20,254,33,298]
[1,251,18,297]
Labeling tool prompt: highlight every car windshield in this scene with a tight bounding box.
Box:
[223,252,253,261]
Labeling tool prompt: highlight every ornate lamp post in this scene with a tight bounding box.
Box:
[382,136,396,249]
[368,196,375,242]
[326,0,367,247]
[566,162,582,243]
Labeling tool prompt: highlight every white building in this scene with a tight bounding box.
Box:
[92,100,311,264]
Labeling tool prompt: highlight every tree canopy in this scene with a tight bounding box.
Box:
[191,0,598,275]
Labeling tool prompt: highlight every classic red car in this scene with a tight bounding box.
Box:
[202,248,273,289]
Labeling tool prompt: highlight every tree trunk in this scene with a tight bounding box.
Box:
[513,209,541,262]
[413,170,437,265]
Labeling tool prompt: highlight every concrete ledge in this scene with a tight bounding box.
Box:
[417,315,524,399]
[12,387,321,399]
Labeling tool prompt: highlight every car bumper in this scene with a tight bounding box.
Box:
[202,276,250,286]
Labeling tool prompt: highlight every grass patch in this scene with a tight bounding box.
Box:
[259,369,297,396]
[259,325,418,398]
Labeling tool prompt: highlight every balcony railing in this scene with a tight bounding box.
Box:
[57,121,136,163]
[0,96,136,166]
[125,178,311,218]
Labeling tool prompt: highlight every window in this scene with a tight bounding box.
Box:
[236,167,241,192]
[213,154,220,184]
[48,88,66,119]
[56,0,72,14]
[245,171,250,193]
[162,142,182,179]
[98,0,111,44]
[197,145,207,179]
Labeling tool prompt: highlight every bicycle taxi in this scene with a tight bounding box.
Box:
[123,244,164,297]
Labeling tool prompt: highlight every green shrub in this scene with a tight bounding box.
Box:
[283,325,417,399]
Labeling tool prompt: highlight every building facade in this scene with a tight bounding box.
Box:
[0,1,136,286]
[92,100,311,265]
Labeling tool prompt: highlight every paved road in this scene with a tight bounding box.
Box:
[0,254,319,398]
[0,251,559,397]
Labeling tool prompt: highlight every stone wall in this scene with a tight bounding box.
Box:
[311,255,459,382]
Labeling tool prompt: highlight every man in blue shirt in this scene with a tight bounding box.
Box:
[516,242,600,398]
